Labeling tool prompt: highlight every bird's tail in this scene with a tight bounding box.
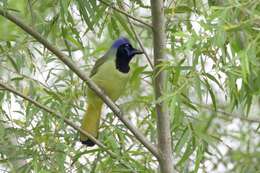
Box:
[80,97,103,146]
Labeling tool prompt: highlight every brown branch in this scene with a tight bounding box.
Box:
[98,0,153,29]
[0,8,160,159]
[0,81,136,172]
[151,0,175,172]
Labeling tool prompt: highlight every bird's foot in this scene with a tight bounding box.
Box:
[81,139,95,147]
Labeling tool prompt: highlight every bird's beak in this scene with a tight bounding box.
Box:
[132,48,144,55]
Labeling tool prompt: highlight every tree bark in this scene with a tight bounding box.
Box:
[150,0,175,172]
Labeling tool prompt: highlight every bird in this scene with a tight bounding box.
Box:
[80,37,143,146]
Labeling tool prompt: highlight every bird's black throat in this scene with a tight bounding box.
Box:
[115,45,133,73]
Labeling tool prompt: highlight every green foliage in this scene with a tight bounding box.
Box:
[0,0,259,172]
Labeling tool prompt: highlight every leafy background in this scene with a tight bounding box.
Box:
[0,0,259,172]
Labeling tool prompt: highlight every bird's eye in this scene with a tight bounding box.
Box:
[125,44,133,49]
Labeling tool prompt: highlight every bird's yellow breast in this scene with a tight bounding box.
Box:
[89,59,130,101]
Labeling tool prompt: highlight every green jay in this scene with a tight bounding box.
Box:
[80,37,143,146]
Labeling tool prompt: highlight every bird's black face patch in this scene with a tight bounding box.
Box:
[116,43,142,73]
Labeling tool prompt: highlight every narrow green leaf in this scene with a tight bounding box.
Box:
[194,145,204,173]
[177,140,195,166]
[114,12,135,40]
[203,78,217,110]
[203,72,224,91]
[110,17,120,38]
[7,55,19,72]
[224,21,250,32]
[175,127,190,154]
[165,6,193,14]
[77,0,94,30]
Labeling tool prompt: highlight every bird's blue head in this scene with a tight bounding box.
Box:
[112,37,130,49]
[111,37,143,73]
[111,37,143,57]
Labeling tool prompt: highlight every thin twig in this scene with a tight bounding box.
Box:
[127,18,154,69]
[98,0,152,29]
[0,81,106,150]
[116,2,153,70]
[0,64,49,88]
[0,81,136,172]
[117,2,153,68]
[195,103,260,123]
[0,8,160,159]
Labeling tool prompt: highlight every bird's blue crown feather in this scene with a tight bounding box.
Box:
[112,37,130,48]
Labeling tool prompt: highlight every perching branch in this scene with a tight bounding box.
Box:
[151,0,175,172]
[98,0,153,29]
[0,81,136,172]
[0,8,160,159]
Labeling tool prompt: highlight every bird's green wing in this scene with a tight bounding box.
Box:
[90,56,107,77]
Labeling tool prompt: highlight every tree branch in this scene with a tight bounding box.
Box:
[151,0,175,172]
[0,8,159,159]
[0,81,136,172]
[98,0,153,29]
